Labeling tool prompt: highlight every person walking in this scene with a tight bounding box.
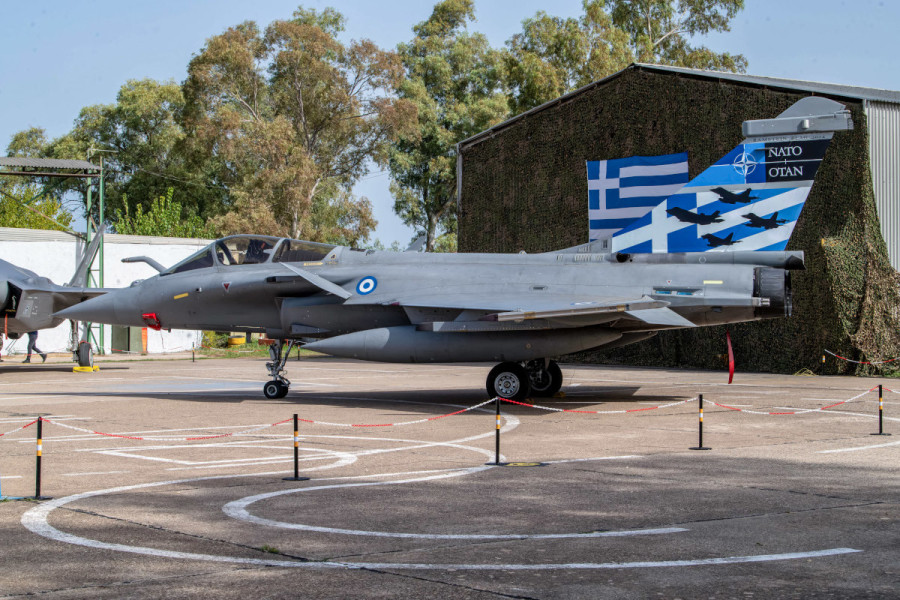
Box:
[24,331,46,363]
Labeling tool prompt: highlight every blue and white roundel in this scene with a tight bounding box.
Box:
[356,276,377,295]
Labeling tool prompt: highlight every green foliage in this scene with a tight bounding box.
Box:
[183,7,414,240]
[389,0,508,251]
[0,127,74,232]
[114,188,213,238]
[505,0,747,112]
[458,67,900,375]
[53,79,225,223]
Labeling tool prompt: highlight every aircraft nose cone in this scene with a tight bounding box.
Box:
[56,292,123,324]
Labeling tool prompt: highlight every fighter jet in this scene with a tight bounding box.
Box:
[58,96,852,400]
[665,207,724,225]
[701,232,740,248]
[712,187,757,204]
[742,212,788,230]
[2,230,106,366]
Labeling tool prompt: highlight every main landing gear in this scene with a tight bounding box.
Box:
[486,359,563,401]
[263,339,300,399]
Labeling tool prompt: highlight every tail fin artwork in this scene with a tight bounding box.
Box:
[612,97,853,254]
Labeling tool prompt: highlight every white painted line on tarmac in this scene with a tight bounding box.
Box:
[818,439,900,453]
[63,471,130,477]
[0,475,23,480]
[343,548,862,570]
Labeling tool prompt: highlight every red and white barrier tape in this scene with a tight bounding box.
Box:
[40,417,294,442]
[501,397,697,414]
[299,399,496,428]
[0,419,38,438]
[824,349,899,365]
[709,388,875,416]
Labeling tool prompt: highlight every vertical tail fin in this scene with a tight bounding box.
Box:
[612,97,853,254]
[67,224,105,287]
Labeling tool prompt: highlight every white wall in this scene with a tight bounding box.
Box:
[0,228,210,357]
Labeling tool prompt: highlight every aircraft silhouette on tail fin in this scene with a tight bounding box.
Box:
[742,211,788,230]
[665,207,723,225]
[701,232,740,248]
[711,187,757,204]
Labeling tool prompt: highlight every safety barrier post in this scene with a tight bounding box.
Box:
[486,397,506,466]
[690,395,711,451]
[283,414,309,481]
[495,397,501,464]
[871,385,891,436]
[35,417,43,499]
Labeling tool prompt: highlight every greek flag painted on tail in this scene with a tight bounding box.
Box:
[588,153,689,243]
[612,136,834,254]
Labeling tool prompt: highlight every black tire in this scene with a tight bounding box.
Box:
[276,381,290,398]
[77,343,93,368]
[263,380,282,399]
[529,360,563,397]
[486,362,531,401]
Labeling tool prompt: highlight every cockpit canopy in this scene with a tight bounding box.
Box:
[163,235,337,275]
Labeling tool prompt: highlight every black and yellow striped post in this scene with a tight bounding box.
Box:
[35,417,43,499]
[690,395,711,450]
[871,384,891,436]
[283,414,310,481]
[486,397,508,466]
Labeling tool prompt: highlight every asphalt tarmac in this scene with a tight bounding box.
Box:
[0,356,897,599]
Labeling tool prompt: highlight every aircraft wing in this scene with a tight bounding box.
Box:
[382,292,696,331]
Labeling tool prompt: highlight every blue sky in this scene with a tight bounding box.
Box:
[1,0,897,244]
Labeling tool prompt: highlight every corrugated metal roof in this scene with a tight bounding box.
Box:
[0,157,100,170]
[459,63,900,149]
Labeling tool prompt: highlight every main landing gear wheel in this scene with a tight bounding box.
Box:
[486,362,531,401]
[77,343,93,368]
[263,380,289,399]
[527,360,563,397]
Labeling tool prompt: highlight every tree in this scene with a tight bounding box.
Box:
[0,128,74,232]
[182,7,414,241]
[113,188,214,238]
[506,0,746,113]
[52,79,226,222]
[388,0,508,251]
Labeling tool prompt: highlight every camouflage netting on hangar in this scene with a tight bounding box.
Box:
[458,67,900,375]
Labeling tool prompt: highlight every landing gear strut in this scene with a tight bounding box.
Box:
[485,359,563,401]
[263,340,299,399]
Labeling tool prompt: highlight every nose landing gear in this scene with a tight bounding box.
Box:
[485,359,563,401]
[263,339,299,399]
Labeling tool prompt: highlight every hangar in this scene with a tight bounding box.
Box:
[457,63,900,374]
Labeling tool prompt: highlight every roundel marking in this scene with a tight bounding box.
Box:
[356,276,377,295]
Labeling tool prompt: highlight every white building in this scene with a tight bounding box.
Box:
[0,227,210,357]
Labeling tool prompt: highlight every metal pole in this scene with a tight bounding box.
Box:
[690,394,711,450]
[495,396,501,465]
[35,418,42,498]
[293,414,299,479]
[871,384,891,436]
[283,413,309,481]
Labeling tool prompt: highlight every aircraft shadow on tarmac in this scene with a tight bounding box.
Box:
[16,385,671,414]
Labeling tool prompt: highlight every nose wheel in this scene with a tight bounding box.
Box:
[264,379,289,399]
[263,339,299,399]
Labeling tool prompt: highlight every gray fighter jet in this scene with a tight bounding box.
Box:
[2,230,105,366]
[58,97,852,400]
